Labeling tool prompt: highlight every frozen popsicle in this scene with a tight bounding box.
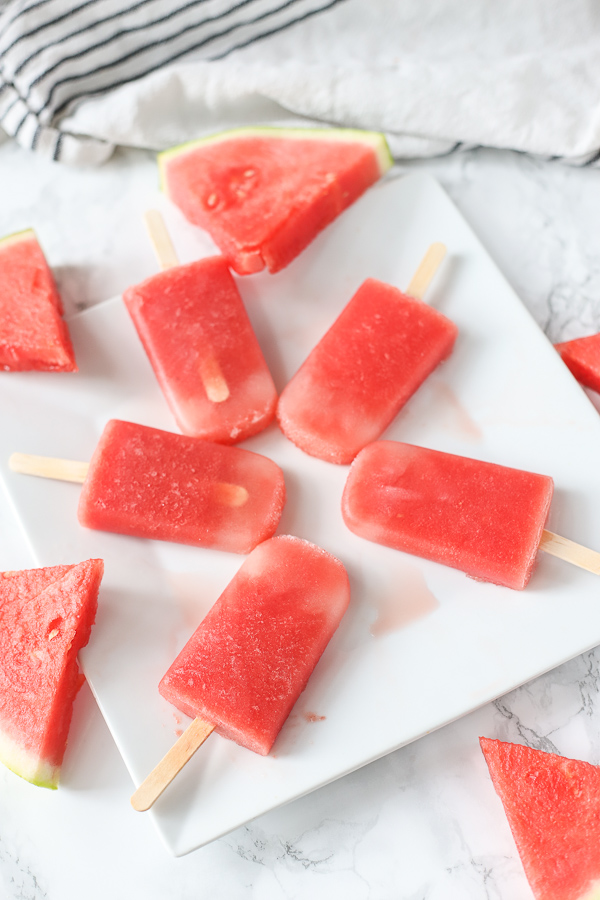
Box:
[277,243,457,464]
[131,535,350,811]
[342,440,600,590]
[123,211,277,443]
[555,332,600,394]
[10,419,285,554]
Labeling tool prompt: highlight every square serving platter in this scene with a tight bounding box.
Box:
[2,173,600,856]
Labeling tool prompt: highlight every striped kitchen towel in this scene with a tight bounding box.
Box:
[0,0,347,164]
[2,0,600,167]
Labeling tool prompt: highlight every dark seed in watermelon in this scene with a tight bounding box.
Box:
[0,229,77,373]
[0,559,104,788]
[158,127,393,275]
[480,736,600,900]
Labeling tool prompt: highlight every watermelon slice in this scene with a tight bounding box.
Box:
[555,333,600,394]
[0,229,77,372]
[0,559,104,788]
[158,127,393,275]
[480,737,600,900]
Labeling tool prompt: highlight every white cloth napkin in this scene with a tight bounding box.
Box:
[2,0,600,166]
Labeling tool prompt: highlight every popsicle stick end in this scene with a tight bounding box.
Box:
[143,209,179,271]
[406,242,447,300]
[9,452,89,483]
[540,529,600,576]
[130,717,216,812]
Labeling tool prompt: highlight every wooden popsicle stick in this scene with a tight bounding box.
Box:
[212,482,249,507]
[406,242,447,300]
[131,716,216,812]
[539,530,600,576]
[199,355,230,403]
[9,453,250,508]
[9,452,89,483]
[143,209,179,271]
[143,208,230,404]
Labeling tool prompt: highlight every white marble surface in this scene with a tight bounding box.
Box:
[1,137,600,899]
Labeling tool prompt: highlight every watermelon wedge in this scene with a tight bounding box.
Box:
[0,559,104,788]
[480,737,600,900]
[0,229,77,372]
[158,127,393,275]
[555,333,600,394]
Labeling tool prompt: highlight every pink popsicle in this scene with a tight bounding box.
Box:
[159,535,350,755]
[78,419,285,553]
[123,256,277,443]
[342,441,554,590]
[277,276,458,464]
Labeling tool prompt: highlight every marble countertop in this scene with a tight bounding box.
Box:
[1,135,600,900]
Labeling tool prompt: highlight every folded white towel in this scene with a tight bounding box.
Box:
[2,0,600,166]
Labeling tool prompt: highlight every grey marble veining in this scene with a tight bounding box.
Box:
[1,138,600,899]
[0,824,48,900]
[0,142,159,316]
[414,150,600,343]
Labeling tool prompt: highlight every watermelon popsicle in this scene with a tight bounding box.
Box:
[342,440,600,590]
[131,535,350,811]
[10,419,285,554]
[123,211,277,443]
[277,243,458,464]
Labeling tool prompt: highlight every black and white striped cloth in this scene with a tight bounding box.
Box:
[2,0,600,168]
[0,0,346,163]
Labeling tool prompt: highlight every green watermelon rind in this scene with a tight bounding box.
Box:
[0,228,37,250]
[0,720,58,789]
[0,560,103,790]
[157,126,394,193]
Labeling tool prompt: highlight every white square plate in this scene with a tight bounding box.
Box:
[2,173,600,856]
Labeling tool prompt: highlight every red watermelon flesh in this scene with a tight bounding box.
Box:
[123,255,277,443]
[555,333,600,394]
[277,278,458,464]
[158,127,393,275]
[0,229,77,372]
[480,737,600,900]
[0,559,103,788]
